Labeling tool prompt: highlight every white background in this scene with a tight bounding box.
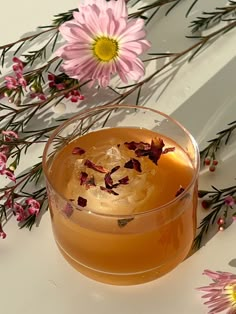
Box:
[0,1,236,313]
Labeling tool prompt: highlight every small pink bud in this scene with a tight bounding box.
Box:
[212,160,218,166]
[204,157,211,166]
[225,196,235,207]
[48,73,55,81]
[201,200,211,209]
[218,225,224,231]
[209,165,216,172]
[217,218,224,225]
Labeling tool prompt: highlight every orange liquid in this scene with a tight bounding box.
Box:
[47,127,197,285]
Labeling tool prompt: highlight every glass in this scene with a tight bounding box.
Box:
[42,104,199,285]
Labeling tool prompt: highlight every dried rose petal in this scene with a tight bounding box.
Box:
[86,176,96,188]
[117,217,134,228]
[163,147,175,154]
[104,173,113,189]
[124,158,142,173]
[72,147,85,155]
[80,171,88,185]
[77,196,87,207]
[118,176,129,185]
[100,186,119,196]
[124,141,150,151]
[84,159,108,173]
[148,138,165,165]
[80,172,96,189]
[135,149,150,157]
[110,165,120,174]
[175,186,185,197]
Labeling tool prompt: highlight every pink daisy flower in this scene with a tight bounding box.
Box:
[56,0,150,87]
[198,269,236,313]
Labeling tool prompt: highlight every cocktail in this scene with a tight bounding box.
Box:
[42,104,199,285]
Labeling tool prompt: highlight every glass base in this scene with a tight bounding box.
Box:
[57,242,192,286]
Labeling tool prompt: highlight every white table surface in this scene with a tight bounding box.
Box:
[1,1,236,314]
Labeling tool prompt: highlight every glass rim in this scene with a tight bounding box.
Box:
[42,104,200,218]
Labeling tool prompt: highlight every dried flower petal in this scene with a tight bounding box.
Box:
[163,147,175,154]
[149,137,165,165]
[80,171,88,185]
[86,176,96,188]
[110,165,120,174]
[100,186,119,195]
[118,176,129,185]
[77,196,87,207]
[72,146,85,155]
[84,159,108,173]
[125,138,168,165]
[80,172,96,189]
[104,172,113,189]
[175,186,185,197]
[124,141,150,151]
[117,218,134,228]
[124,158,142,172]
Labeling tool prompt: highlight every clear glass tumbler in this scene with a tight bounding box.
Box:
[42,104,199,285]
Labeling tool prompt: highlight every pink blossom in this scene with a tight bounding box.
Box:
[0,145,10,154]
[17,74,27,90]
[12,57,24,73]
[30,92,47,101]
[5,76,18,89]
[225,196,235,207]
[48,73,66,90]
[5,58,27,92]
[4,191,13,208]
[2,130,18,141]
[14,203,27,222]
[65,90,84,103]
[198,269,236,313]
[26,198,40,216]
[0,169,16,182]
[0,152,7,172]
[56,0,150,87]
[0,223,6,239]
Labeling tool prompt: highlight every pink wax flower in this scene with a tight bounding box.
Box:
[2,130,18,141]
[4,58,27,92]
[0,223,6,239]
[198,269,236,313]
[14,203,27,222]
[225,196,235,207]
[0,152,7,172]
[48,73,66,90]
[5,76,19,90]
[56,0,150,87]
[65,89,84,103]
[30,92,47,101]
[25,198,41,216]
[0,169,16,182]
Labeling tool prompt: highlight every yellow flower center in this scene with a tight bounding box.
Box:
[233,287,236,301]
[226,284,236,303]
[93,37,119,62]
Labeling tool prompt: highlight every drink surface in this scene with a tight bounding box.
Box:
[47,127,197,284]
[49,127,194,215]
